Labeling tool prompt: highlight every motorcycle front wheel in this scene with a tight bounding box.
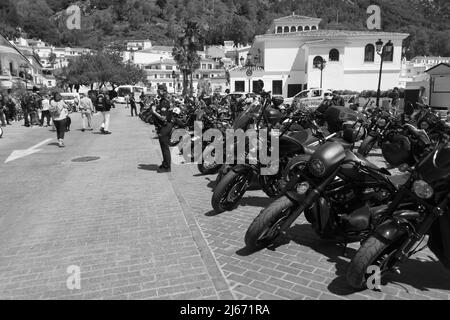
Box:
[198,144,222,175]
[346,236,400,289]
[244,196,294,250]
[211,171,250,213]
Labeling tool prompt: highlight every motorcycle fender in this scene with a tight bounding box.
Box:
[374,219,408,243]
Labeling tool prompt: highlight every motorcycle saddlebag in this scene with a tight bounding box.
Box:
[428,213,450,269]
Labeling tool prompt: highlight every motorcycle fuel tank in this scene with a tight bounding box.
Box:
[308,142,346,177]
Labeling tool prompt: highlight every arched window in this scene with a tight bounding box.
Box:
[384,47,394,62]
[297,26,303,32]
[364,44,375,62]
[311,26,317,30]
[329,49,339,62]
[276,26,283,34]
[291,26,296,32]
[313,56,324,69]
[284,26,289,33]
[304,26,310,31]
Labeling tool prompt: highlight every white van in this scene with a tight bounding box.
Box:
[285,88,332,108]
[115,85,147,104]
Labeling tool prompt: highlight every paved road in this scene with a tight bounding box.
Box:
[0,108,449,300]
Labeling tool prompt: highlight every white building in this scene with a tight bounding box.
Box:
[0,34,45,90]
[129,46,174,66]
[426,63,450,112]
[142,55,233,94]
[126,39,152,52]
[230,14,409,97]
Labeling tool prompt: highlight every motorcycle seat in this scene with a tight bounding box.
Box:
[388,173,410,189]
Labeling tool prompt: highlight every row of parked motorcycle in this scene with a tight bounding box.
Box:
[139,92,450,290]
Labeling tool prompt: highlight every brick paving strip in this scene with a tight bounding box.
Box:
[1,110,449,300]
[168,141,450,300]
[0,109,232,300]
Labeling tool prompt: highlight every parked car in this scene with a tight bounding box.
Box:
[284,88,332,108]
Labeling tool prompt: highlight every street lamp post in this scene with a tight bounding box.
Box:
[375,39,393,107]
[313,57,326,89]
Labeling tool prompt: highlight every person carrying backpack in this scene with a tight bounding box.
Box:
[95,88,112,135]
[49,92,70,148]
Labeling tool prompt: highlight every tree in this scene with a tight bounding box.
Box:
[59,51,147,91]
[48,52,57,69]
[172,21,202,96]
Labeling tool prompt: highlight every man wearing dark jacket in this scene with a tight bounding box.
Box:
[96,88,112,134]
[152,84,173,173]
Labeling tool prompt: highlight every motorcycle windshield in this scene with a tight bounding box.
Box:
[233,104,262,130]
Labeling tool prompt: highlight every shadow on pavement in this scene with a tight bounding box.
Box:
[137,164,159,172]
[47,143,59,146]
[239,196,273,209]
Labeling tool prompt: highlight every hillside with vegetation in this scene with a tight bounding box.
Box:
[0,0,449,58]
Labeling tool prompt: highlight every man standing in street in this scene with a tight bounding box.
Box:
[79,92,94,132]
[40,94,51,127]
[130,94,138,117]
[28,86,42,127]
[152,84,172,173]
[95,88,112,135]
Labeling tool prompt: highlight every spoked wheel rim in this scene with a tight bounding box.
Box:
[220,175,249,205]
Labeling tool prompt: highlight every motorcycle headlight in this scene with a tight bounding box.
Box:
[413,180,434,199]
[309,159,326,177]
[296,182,310,195]
[377,119,387,127]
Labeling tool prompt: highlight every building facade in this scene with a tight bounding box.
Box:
[142,55,232,94]
[0,34,44,90]
[426,63,450,112]
[230,14,409,97]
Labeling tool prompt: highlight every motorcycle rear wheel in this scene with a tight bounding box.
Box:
[211,171,250,213]
[244,196,293,250]
[346,236,398,289]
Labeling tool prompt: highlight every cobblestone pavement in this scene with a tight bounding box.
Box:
[0,109,449,300]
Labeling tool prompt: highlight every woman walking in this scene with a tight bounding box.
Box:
[49,92,69,148]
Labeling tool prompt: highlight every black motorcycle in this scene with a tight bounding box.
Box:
[244,131,405,250]
[211,109,338,214]
[346,134,450,289]
[199,92,280,176]
[358,108,401,157]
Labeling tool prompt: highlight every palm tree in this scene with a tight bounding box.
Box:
[172,21,202,96]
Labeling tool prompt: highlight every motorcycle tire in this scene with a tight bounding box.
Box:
[197,144,222,175]
[0,126,3,138]
[346,236,398,289]
[244,196,294,250]
[358,136,376,157]
[211,171,250,214]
